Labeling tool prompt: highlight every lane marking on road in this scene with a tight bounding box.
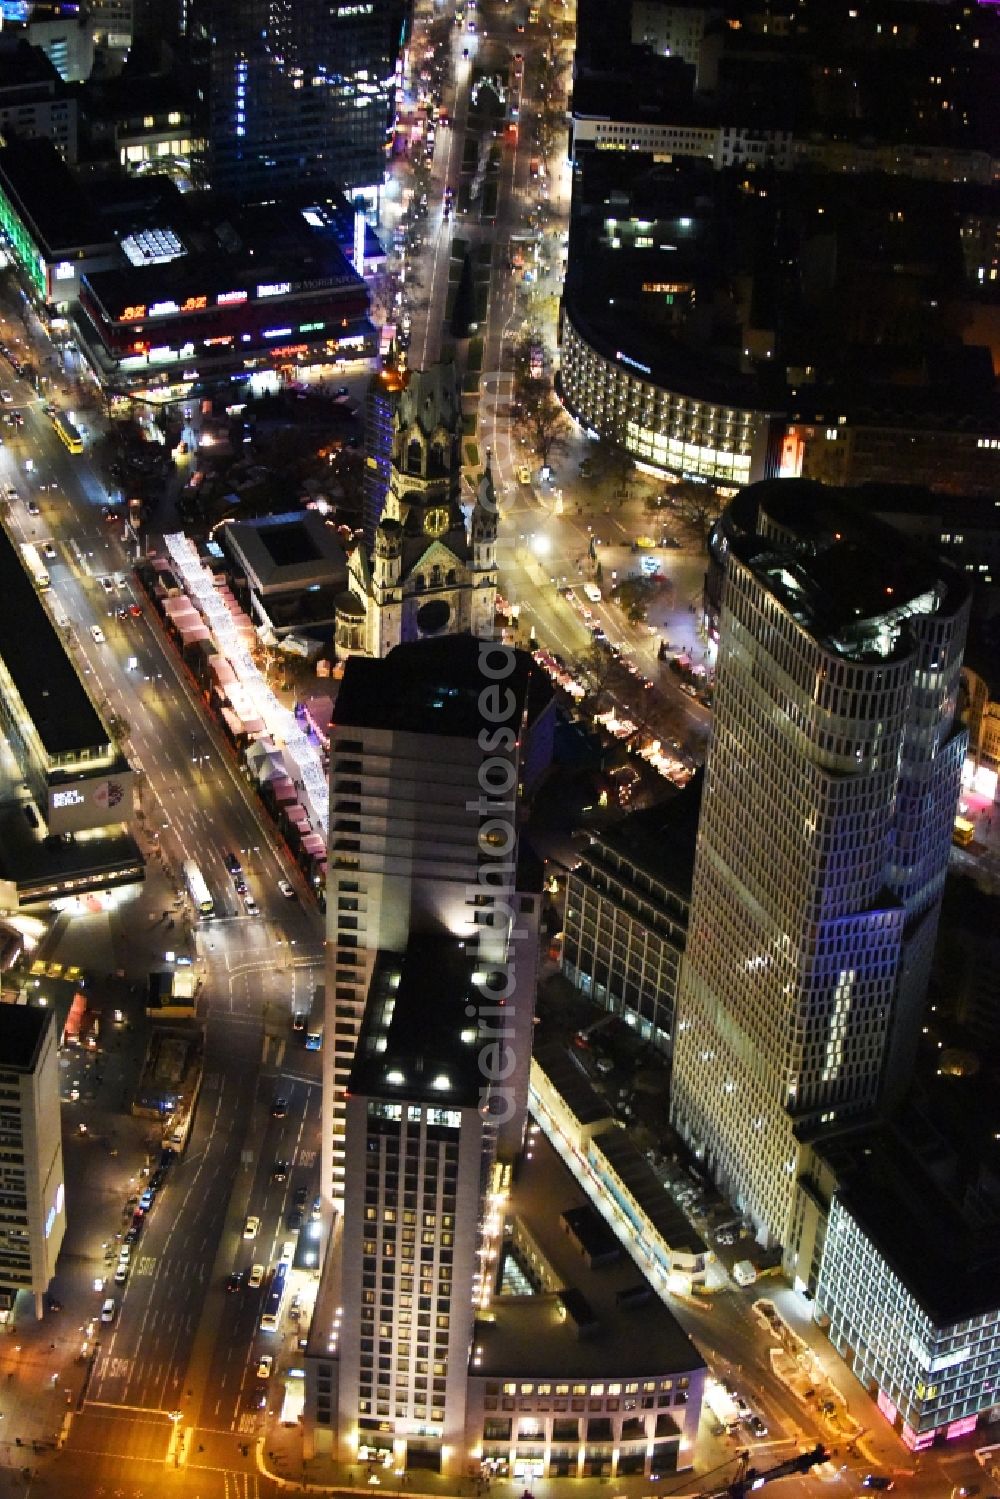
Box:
[80,1401,170,1417]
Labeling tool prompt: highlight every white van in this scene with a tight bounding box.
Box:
[583,583,602,603]
[101,1297,116,1322]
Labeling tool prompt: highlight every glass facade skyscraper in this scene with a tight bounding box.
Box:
[208,0,411,197]
[670,481,970,1255]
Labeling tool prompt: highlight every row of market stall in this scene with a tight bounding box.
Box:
[135,537,330,897]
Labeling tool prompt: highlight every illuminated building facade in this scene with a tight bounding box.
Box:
[334,939,498,1470]
[0,1006,66,1318]
[670,482,970,1255]
[208,0,411,198]
[559,311,773,486]
[340,363,498,660]
[560,776,701,1054]
[306,640,555,1466]
[76,193,374,389]
[786,1110,1000,1450]
[319,639,553,1214]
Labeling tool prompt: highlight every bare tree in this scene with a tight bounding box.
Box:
[672,489,723,552]
[577,642,616,718]
[518,385,570,465]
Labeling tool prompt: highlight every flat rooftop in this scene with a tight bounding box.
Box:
[350,937,485,1108]
[473,1128,705,1379]
[532,1044,614,1130]
[0,137,105,254]
[0,801,142,905]
[83,188,365,317]
[335,637,552,740]
[592,1128,707,1259]
[0,1003,49,1072]
[225,511,346,591]
[0,528,111,759]
[591,772,702,897]
[818,1118,1000,1326]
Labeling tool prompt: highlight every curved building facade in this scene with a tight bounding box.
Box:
[558,307,776,485]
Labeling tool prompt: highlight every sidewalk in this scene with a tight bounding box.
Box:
[257,1422,721,1499]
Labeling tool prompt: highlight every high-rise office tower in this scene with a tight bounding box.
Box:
[0,1006,66,1318]
[335,937,498,1465]
[307,638,554,1459]
[670,482,970,1257]
[207,0,411,198]
[321,638,554,1211]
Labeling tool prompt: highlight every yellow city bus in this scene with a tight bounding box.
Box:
[52,411,83,453]
[952,816,975,848]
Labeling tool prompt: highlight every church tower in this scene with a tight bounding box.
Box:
[370,518,403,657]
[470,453,499,639]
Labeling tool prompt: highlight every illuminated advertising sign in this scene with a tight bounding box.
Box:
[55,261,75,281]
[616,351,652,375]
[149,300,180,317]
[217,290,247,306]
[122,305,146,321]
[257,281,291,298]
[52,789,85,809]
[181,295,208,312]
[264,327,293,339]
[48,772,134,834]
[45,1182,64,1238]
